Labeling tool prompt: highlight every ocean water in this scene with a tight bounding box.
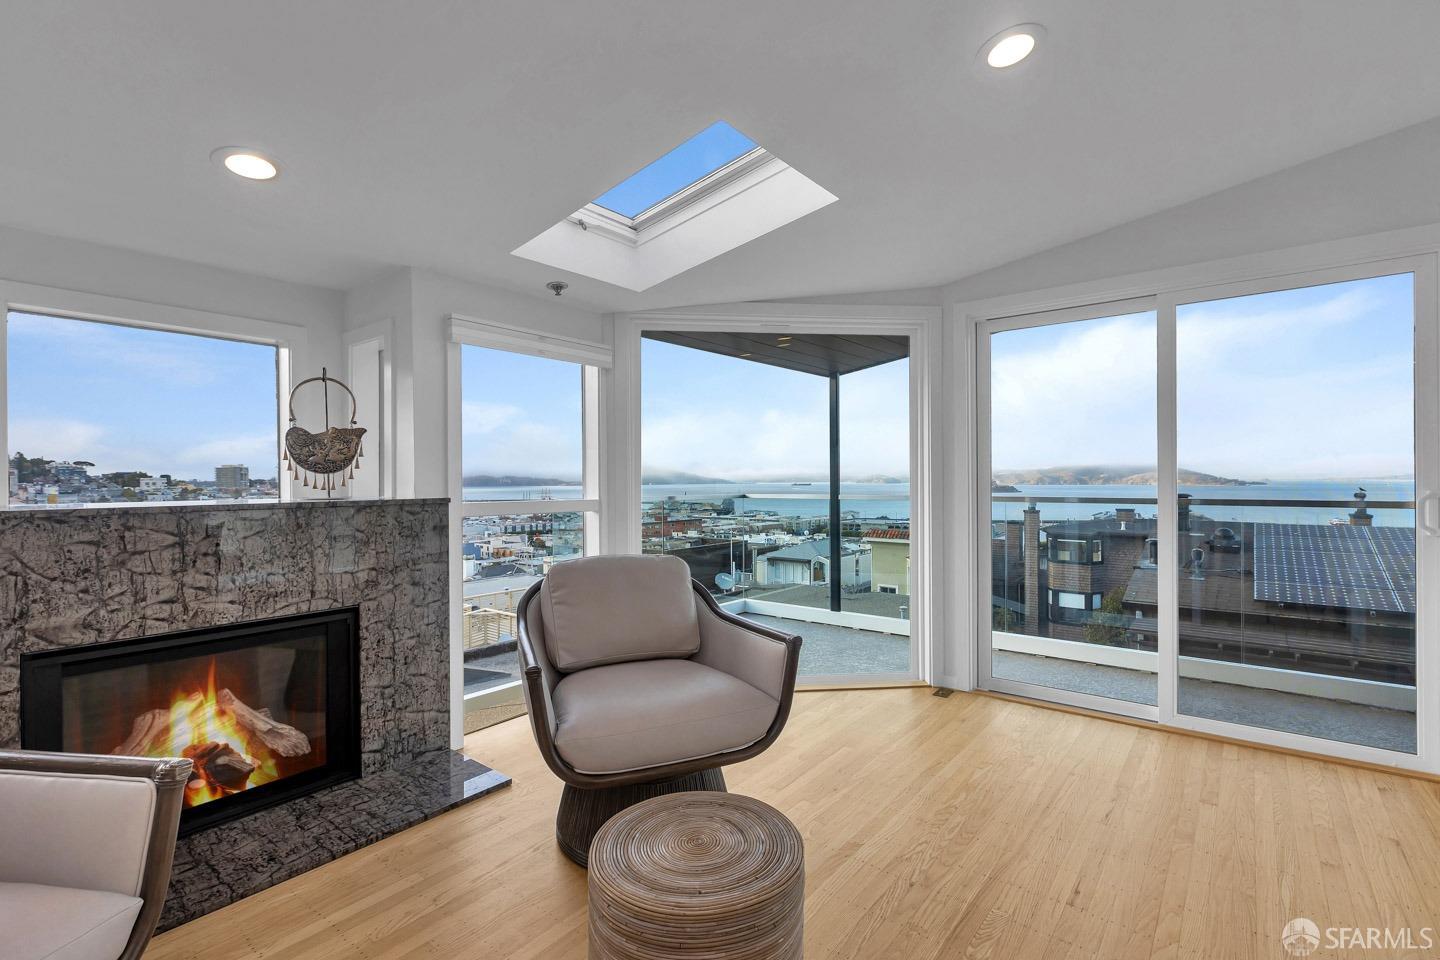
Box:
[464,477,1416,527]
[462,481,912,518]
[992,479,1416,527]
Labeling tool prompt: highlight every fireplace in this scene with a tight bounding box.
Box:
[20,609,361,835]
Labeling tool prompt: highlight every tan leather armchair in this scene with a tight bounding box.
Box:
[517,554,801,866]
[0,749,192,960]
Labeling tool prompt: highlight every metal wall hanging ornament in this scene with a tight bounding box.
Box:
[282,368,366,495]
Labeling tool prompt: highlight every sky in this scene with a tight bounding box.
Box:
[641,339,910,481]
[461,339,911,483]
[990,272,1415,480]
[592,121,757,219]
[6,312,279,481]
[462,346,583,480]
[13,271,1412,487]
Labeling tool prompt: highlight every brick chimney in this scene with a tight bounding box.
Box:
[1023,503,1041,635]
[1349,487,1373,526]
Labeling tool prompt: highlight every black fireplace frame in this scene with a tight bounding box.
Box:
[20,608,362,836]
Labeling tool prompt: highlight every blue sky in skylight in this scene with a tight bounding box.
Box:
[592,121,757,219]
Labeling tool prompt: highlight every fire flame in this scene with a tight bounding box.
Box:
[164,660,281,805]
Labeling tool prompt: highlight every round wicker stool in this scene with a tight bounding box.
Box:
[588,791,805,960]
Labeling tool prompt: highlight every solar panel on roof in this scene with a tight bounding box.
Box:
[1253,523,1414,614]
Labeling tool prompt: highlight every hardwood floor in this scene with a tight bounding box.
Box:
[147,688,1440,959]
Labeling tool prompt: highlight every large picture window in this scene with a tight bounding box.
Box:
[6,311,280,507]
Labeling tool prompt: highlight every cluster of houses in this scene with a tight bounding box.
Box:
[7,459,275,506]
[457,499,915,654]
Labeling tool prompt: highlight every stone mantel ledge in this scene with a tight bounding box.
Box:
[1,496,449,518]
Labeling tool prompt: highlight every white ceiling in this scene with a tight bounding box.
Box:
[4,1,1440,314]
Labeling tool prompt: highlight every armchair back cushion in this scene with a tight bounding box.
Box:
[539,554,701,671]
[0,768,156,897]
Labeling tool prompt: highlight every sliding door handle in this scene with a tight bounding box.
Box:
[1421,492,1440,538]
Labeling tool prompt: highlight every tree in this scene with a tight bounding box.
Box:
[9,452,53,484]
[1084,587,1129,647]
[102,470,151,489]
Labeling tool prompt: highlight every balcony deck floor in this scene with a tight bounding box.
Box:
[741,612,910,677]
[993,649,1416,753]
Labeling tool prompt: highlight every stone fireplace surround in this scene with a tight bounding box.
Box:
[0,497,509,928]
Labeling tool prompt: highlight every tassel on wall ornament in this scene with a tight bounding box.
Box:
[282,368,367,500]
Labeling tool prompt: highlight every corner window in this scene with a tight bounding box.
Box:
[1049,536,1102,564]
[6,311,279,508]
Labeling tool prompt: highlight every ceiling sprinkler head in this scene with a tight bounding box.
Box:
[546,281,569,297]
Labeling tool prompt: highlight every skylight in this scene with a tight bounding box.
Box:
[592,121,758,219]
[512,120,836,291]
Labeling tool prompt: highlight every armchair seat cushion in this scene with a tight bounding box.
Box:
[0,881,142,960]
[552,659,779,775]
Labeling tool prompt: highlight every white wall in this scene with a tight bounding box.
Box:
[0,223,345,334]
[944,114,1440,305]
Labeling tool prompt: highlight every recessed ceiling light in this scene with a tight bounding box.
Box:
[211,147,279,181]
[980,24,1044,69]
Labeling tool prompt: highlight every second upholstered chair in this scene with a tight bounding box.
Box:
[516,553,801,866]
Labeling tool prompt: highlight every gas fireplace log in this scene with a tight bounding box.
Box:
[182,741,257,791]
[112,708,172,757]
[112,691,202,757]
[216,688,311,757]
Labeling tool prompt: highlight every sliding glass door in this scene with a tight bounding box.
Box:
[980,301,1160,718]
[979,257,1438,769]
[1166,267,1427,756]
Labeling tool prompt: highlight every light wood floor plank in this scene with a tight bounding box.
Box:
[146,688,1440,959]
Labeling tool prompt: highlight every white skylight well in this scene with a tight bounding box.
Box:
[513,120,837,292]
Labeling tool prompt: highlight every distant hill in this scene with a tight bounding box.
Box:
[462,474,574,487]
[992,465,1263,487]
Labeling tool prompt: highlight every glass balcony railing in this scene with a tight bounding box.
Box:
[460,512,584,732]
[989,491,1416,752]
[642,492,911,678]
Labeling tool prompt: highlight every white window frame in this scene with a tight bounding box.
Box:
[611,303,940,688]
[0,280,305,509]
[962,229,1440,775]
[445,316,611,746]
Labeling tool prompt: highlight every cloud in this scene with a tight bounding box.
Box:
[176,434,280,476]
[461,401,522,435]
[991,283,1414,479]
[641,369,910,481]
[461,408,582,478]
[8,418,106,462]
[990,312,1157,471]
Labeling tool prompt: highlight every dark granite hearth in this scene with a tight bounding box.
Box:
[163,750,510,929]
